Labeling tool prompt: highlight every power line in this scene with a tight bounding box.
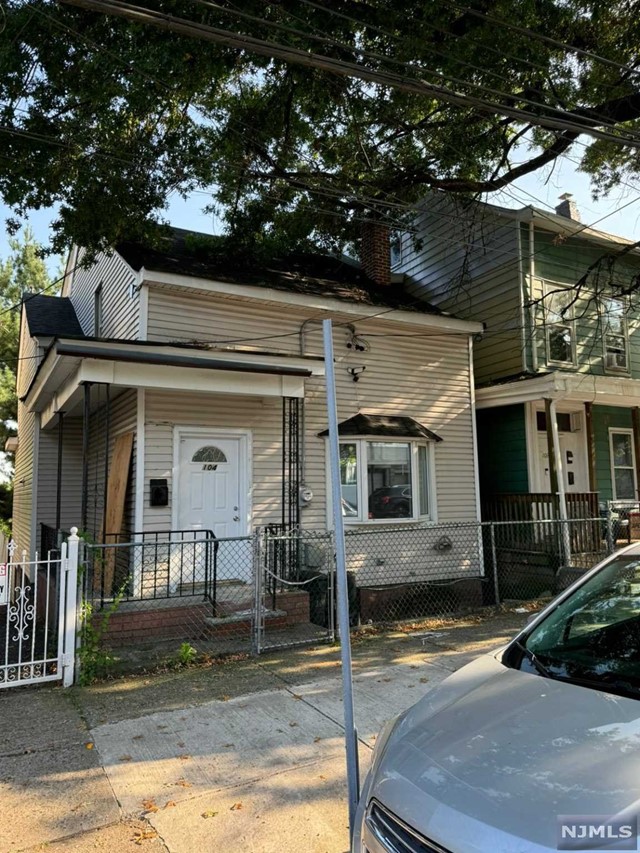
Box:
[58,0,640,149]
[258,0,640,146]
[440,0,640,81]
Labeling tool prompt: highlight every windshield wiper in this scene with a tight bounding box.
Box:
[512,640,553,679]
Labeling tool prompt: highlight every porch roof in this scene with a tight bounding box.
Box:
[476,370,640,409]
[23,336,325,427]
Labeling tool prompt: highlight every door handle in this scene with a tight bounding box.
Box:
[233,515,240,522]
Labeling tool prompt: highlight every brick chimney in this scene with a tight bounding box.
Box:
[555,193,581,222]
[360,221,391,286]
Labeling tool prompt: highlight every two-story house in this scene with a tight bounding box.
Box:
[397,192,640,533]
[10,227,482,638]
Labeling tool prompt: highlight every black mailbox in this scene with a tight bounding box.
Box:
[150,478,169,507]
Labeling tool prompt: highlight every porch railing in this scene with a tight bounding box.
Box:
[89,529,219,608]
[482,492,599,522]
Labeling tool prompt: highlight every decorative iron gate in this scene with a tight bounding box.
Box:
[253,527,335,653]
[0,530,78,689]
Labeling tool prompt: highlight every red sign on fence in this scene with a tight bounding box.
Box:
[0,564,7,606]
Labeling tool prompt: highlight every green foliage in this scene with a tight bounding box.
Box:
[171,642,198,669]
[0,228,52,463]
[0,481,12,529]
[1,3,640,256]
[77,577,128,684]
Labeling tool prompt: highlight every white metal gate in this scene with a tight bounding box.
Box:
[0,529,79,689]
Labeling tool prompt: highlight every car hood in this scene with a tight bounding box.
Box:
[371,655,640,852]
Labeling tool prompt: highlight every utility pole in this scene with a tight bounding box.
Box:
[323,319,360,840]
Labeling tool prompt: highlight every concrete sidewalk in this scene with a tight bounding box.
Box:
[0,613,527,853]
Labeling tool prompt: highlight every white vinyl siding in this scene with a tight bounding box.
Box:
[12,312,40,555]
[68,248,140,340]
[35,418,83,539]
[398,196,523,383]
[144,287,478,531]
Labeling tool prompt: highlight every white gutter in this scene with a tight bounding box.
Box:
[516,220,528,373]
[469,336,482,524]
[529,221,538,372]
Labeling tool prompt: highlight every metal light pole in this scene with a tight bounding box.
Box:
[322,319,360,838]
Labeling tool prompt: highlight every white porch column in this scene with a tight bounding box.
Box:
[549,399,571,565]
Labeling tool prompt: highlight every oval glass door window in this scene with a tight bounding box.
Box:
[191,446,227,463]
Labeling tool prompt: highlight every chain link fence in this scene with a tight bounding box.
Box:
[77,514,632,674]
[255,527,335,653]
[82,531,257,668]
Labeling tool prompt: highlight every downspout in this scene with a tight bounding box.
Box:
[55,410,64,535]
[529,220,539,373]
[516,221,528,373]
[549,398,571,565]
[468,335,482,523]
[298,318,325,493]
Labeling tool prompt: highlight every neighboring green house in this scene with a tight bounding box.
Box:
[397,192,640,525]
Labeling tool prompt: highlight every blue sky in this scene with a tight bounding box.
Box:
[2,146,640,275]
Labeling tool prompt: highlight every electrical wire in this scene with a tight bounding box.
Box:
[57,0,640,148]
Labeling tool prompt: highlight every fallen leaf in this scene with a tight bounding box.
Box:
[175,778,192,788]
[223,743,235,748]
[410,665,419,669]
[141,799,159,814]
[382,678,392,683]
[132,828,158,845]
[202,810,218,819]
[292,694,302,700]
[419,677,429,683]
[163,801,177,809]
[289,722,298,728]
[230,802,243,811]
[119,755,133,762]
[319,775,327,781]
[220,695,231,702]
[313,737,322,743]
[84,742,94,750]
[132,734,144,741]
[177,741,185,748]
[177,754,191,761]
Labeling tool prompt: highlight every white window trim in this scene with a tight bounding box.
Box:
[608,428,638,500]
[543,282,577,368]
[325,435,438,526]
[601,296,629,375]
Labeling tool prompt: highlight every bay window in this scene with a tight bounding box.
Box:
[338,438,434,522]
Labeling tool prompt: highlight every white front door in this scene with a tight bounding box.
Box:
[536,432,588,492]
[176,431,251,584]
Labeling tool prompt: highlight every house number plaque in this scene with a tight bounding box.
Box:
[202,464,218,471]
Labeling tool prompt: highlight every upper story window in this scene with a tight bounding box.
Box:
[94,283,103,337]
[601,297,629,373]
[339,438,434,523]
[390,231,403,268]
[545,286,576,366]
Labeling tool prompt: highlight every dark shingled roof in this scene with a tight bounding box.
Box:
[23,295,83,338]
[116,228,442,316]
[318,413,442,442]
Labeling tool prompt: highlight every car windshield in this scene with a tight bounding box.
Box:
[512,555,640,699]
